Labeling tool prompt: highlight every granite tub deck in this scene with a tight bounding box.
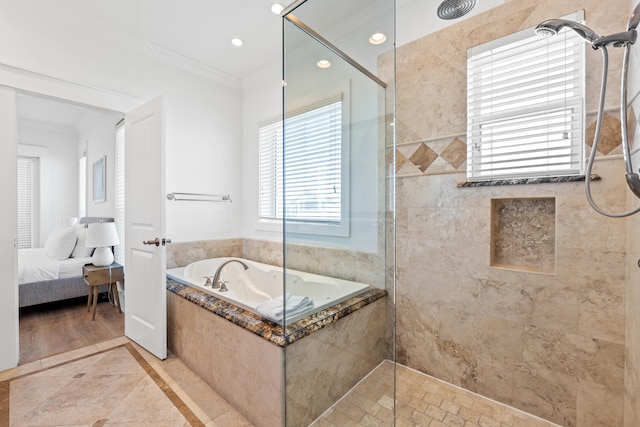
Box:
[166,279,389,427]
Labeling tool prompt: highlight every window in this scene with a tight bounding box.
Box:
[466,11,585,181]
[114,119,125,266]
[17,156,38,249]
[259,96,347,234]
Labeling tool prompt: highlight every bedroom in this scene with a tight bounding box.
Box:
[16,93,124,362]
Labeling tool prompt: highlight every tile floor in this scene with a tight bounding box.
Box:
[1,337,560,427]
[0,337,251,427]
[313,361,561,427]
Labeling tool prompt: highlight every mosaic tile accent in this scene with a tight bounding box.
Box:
[312,362,561,427]
[491,198,556,273]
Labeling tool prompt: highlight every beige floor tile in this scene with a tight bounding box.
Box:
[313,362,561,427]
[0,360,43,382]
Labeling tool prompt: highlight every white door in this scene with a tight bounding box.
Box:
[0,86,18,370]
[124,96,167,360]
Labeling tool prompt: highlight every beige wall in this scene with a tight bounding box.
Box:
[625,1,640,425]
[382,0,632,425]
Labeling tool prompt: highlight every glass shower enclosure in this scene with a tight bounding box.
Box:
[281,0,396,425]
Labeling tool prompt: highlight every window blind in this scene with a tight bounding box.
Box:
[466,12,585,180]
[17,157,34,249]
[259,98,342,223]
[114,120,125,266]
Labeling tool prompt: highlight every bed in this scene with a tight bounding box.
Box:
[19,217,115,308]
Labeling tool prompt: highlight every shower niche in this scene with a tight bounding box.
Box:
[491,197,556,273]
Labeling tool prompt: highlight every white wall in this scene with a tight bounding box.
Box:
[18,119,78,246]
[0,0,244,244]
[0,85,18,370]
[242,50,383,253]
[76,110,121,219]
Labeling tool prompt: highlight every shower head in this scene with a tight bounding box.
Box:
[437,0,476,20]
[535,19,600,43]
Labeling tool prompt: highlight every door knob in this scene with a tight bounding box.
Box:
[143,238,172,246]
[143,238,160,246]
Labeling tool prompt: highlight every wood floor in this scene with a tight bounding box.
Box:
[19,294,125,364]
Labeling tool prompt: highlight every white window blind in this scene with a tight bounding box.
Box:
[79,154,87,218]
[17,156,35,249]
[259,98,343,223]
[466,11,585,180]
[114,120,125,266]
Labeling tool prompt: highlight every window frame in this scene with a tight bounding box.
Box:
[257,92,351,237]
[466,10,586,181]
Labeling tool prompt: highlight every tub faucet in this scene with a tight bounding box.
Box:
[212,259,249,289]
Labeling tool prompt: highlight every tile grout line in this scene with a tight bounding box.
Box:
[124,343,205,427]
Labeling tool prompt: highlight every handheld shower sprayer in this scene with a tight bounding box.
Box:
[535,19,600,43]
[536,4,640,217]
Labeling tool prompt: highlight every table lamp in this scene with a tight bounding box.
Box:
[85,222,120,266]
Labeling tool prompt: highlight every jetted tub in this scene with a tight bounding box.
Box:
[166,257,372,324]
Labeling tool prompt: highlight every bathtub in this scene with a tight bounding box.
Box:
[166,257,372,324]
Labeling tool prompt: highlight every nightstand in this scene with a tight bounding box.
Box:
[83,263,124,321]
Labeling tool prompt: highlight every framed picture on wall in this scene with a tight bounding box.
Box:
[92,156,106,202]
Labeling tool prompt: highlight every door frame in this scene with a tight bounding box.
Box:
[0,63,143,370]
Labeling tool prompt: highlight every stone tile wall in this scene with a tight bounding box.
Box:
[380,0,632,425]
[625,4,640,424]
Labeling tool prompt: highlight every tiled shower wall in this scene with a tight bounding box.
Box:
[380,0,633,425]
[625,0,640,423]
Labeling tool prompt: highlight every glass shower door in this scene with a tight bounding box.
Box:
[282,1,396,425]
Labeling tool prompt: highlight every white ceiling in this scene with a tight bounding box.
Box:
[17,0,505,126]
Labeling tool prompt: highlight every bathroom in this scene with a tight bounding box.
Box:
[1,0,640,426]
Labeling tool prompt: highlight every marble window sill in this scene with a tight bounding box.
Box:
[457,174,600,188]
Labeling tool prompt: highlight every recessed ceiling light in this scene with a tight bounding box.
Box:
[369,33,387,45]
[231,38,244,47]
[316,59,332,69]
[271,3,284,14]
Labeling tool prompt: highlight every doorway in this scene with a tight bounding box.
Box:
[16,93,125,364]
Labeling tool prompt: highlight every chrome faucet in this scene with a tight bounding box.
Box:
[212,259,249,289]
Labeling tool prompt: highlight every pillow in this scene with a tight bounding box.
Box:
[71,227,94,258]
[44,226,78,260]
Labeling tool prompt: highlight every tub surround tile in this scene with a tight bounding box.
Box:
[285,301,388,426]
[167,239,242,269]
[166,279,387,347]
[168,284,388,427]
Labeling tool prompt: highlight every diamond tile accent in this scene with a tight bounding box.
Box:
[393,149,408,171]
[585,113,622,155]
[440,137,467,169]
[409,143,438,172]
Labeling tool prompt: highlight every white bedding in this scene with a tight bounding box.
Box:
[19,248,93,285]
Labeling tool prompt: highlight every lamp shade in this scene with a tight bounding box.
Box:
[85,222,120,248]
[86,222,119,267]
